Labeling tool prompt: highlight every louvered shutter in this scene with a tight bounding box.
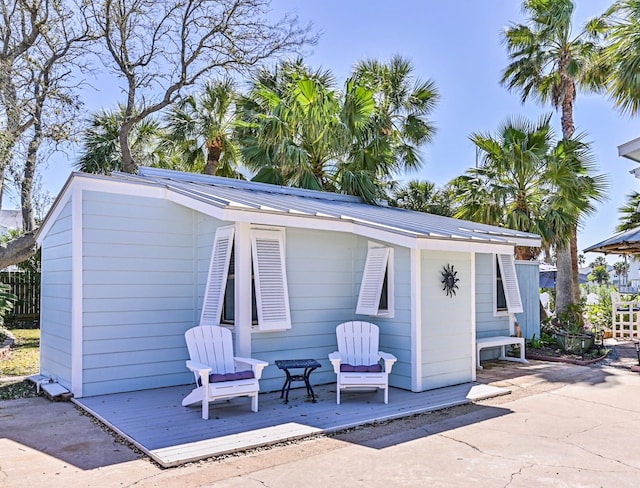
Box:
[497,253,523,314]
[356,246,390,315]
[200,226,235,325]
[251,228,291,331]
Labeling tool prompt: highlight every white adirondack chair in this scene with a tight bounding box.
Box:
[182,325,268,420]
[328,321,397,404]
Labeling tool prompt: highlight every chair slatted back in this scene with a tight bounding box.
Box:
[185,326,236,375]
[336,321,379,366]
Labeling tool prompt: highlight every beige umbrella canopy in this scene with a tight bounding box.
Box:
[583,226,640,255]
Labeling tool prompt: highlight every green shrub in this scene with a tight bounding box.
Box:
[583,283,615,331]
[0,283,17,325]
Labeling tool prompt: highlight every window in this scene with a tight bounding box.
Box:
[201,225,291,331]
[496,254,523,314]
[221,247,258,325]
[496,258,508,312]
[356,245,394,317]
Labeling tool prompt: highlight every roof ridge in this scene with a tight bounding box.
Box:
[132,167,364,203]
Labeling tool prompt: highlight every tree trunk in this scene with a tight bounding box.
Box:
[570,226,580,302]
[21,114,42,232]
[556,73,578,311]
[555,243,573,315]
[119,126,136,174]
[204,140,222,175]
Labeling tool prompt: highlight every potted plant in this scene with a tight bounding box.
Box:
[553,304,594,353]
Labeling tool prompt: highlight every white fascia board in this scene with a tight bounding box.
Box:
[618,136,640,163]
[416,237,516,254]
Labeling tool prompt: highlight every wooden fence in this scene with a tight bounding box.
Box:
[0,270,40,324]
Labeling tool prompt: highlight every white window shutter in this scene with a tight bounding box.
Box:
[497,254,523,314]
[356,246,390,315]
[201,226,235,326]
[251,228,291,331]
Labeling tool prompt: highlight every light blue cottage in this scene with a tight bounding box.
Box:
[35,167,540,398]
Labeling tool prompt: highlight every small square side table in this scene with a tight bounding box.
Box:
[274,359,321,404]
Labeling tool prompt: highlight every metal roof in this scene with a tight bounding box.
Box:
[583,226,640,255]
[105,167,540,248]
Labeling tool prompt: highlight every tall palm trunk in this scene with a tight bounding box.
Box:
[558,71,580,310]
[205,139,222,175]
[555,242,573,314]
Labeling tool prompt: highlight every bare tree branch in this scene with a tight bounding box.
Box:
[91,0,316,173]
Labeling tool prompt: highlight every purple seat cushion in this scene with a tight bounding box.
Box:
[198,370,254,386]
[340,363,383,373]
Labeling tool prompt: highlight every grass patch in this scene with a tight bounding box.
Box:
[1,328,40,376]
[1,328,40,400]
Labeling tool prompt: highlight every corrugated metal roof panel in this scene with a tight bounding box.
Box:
[112,168,540,247]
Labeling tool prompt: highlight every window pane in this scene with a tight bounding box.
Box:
[222,278,235,323]
[496,259,507,311]
[221,246,258,325]
[379,269,389,311]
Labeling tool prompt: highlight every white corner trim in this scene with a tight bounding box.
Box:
[470,252,477,382]
[411,248,422,392]
[71,186,83,398]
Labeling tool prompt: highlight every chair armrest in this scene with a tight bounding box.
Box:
[186,360,212,375]
[186,360,212,387]
[378,351,397,373]
[328,351,343,374]
[234,357,269,380]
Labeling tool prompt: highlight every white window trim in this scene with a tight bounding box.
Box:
[356,243,395,318]
[495,254,524,315]
[201,225,292,332]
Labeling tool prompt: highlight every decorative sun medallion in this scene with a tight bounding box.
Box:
[441,264,460,297]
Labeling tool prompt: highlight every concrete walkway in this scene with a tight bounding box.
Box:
[2,358,640,487]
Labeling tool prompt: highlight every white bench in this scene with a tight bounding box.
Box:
[476,336,528,370]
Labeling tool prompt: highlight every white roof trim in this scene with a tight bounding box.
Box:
[618,136,640,163]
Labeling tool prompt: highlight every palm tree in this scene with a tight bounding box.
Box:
[162,78,242,178]
[616,191,640,232]
[75,106,162,174]
[390,180,455,216]
[237,59,350,192]
[501,0,607,308]
[599,1,640,116]
[451,116,607,290]
[238,57,440,203]
[452,115,557,260]
[613,260,629,287]
[350,55,440,176]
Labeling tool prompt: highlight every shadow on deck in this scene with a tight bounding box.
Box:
[75,381,508,467]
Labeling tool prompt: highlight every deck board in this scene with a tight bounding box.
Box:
[75,382,508,467]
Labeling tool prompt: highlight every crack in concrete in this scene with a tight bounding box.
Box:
[440,432,640,476]
[552,390,640,415]
[505,462,534,488]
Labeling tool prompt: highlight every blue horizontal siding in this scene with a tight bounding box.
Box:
[39,199,73,389]
[81,192,201,396]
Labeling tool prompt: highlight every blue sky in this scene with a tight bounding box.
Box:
[40,0,639,262]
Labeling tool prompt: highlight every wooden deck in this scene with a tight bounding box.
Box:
[75,381,508,467]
